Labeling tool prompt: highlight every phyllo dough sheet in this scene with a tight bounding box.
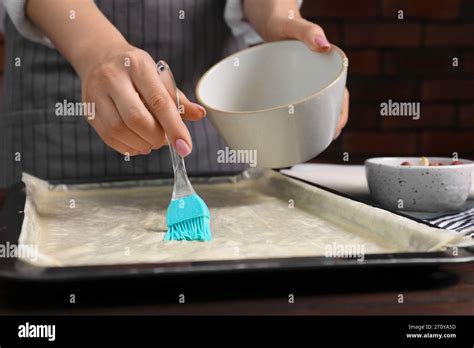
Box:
[18,170,463,267]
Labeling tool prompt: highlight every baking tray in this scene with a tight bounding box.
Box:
[0,170,473,283]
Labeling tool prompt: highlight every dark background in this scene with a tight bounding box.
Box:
[301,0,474,163]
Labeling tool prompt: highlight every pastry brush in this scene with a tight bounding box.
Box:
[157,60,212,241]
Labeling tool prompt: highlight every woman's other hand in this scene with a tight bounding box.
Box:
[244,0,349,139]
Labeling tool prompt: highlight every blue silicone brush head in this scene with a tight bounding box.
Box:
[164,193,212,241]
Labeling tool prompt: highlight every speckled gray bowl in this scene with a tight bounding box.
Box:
[365,157,474,212]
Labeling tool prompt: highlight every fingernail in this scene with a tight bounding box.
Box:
[314,35,330,49]
[175,139,191,157]
[333,130,341,140]
[193,103,207,117]
[140,148,152,155]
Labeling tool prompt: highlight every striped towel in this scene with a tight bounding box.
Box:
[426,208,474,237]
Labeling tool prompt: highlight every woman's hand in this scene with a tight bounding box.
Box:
[243,0,349,139]
[275,18,349,139]
[78,44,205,156]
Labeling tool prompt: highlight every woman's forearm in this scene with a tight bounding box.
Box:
[26,0,128,78]
[243,0,301,41]
[26,0,204,158]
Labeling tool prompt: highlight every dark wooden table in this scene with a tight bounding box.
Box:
[0,188,473,316]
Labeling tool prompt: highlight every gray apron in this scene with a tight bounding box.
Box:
[1,0,247,187]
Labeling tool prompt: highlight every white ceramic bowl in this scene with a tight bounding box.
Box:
[196,40,347,168]
[365,157,474,212]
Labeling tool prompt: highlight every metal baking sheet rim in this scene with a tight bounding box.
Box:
[1,171,473,282]
[1,250,474,282]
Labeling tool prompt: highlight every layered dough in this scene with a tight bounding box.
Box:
[19,170,463,267]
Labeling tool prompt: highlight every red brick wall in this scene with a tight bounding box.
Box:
[301,0,474,163]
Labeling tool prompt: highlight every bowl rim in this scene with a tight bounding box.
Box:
[365,156,474,168]
[195,40,348,115]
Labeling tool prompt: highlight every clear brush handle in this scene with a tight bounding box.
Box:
[169,143,195,199]
[157,60,195,200]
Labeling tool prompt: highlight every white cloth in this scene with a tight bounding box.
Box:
[224,0,263,46]
[4,0,302,48]
[3,0,53,47]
